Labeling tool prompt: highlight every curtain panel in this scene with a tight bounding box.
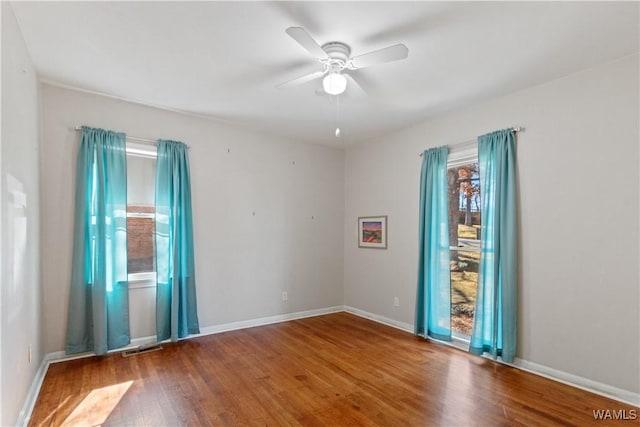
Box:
[470,128,517,362]
[415,146,452,341]
[155,139,200,342]
[66,126,130,355]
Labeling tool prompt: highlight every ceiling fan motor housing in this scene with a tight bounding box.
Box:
[321,42,352,71]
[279,27,408,91]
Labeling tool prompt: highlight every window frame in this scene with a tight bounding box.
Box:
[447,141,481,343]
[126,142,157,289]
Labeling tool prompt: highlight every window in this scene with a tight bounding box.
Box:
[126,144,156,283]
[447,144,481,337]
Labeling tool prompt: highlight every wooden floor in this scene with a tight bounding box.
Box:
[30,312,636,426]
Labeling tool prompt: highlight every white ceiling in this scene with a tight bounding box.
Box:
[10,1,639,146]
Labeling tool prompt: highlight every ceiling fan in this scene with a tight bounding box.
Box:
[277,27,409,96]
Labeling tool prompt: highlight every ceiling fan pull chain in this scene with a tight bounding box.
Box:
[335,95,341,138]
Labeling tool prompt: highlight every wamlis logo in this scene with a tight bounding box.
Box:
[592,409,637,421]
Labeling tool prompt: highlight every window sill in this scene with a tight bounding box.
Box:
[450,332,471,351]
[129,272,156,289]
[422,332,471,352]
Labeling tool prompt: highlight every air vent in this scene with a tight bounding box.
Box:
[122,343,163,357]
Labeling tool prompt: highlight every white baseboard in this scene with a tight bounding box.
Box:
[44,334,160,365]
[197,305,344,336]
[15,356,49,427]
[344,305,639,408]
[344,305,414,333]
[512,358,640,407]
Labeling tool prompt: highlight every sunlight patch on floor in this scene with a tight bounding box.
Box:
[61,380,133,426]
[35,395,71,426]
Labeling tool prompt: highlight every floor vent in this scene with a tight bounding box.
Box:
[122,343,163,357]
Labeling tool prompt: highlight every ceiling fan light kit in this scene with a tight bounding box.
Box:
[279,27,408,94]
[279,27,409,138]
[323,73,347,95]
[320,42,350,95]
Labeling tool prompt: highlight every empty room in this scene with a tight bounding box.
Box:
[1,1,639,426]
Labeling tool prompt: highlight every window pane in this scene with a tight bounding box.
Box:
[127,155,156,274]
[447,162,480,249]
[447,161,481,337]
[127,156,155,206]
[127,207,155,274]
[450,250,479,336]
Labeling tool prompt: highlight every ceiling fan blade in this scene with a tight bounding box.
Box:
[276,70,326,89]
[285,27,329,59]
[350,44,409,69]
[344,73,367,97]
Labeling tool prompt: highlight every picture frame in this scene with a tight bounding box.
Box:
[357,216,387,249]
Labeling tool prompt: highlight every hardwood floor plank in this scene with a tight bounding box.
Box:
[29,313,637,426]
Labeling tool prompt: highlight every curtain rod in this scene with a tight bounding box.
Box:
[73,126,190,148]
[418,126,522,157]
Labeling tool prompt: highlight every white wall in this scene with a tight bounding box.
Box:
[40,85,345,353]
[0,3,43,425]
[344,54,639,395]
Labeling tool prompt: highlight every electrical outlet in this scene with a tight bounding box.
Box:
[282,291,288,301]
[394,297,400,307]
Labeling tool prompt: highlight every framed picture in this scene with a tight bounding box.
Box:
[358,216,387,249]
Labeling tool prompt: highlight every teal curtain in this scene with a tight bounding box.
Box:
[415,146,451,341]
[470,129,517,362]
[66,126,130,355]
[155,139,200,341]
